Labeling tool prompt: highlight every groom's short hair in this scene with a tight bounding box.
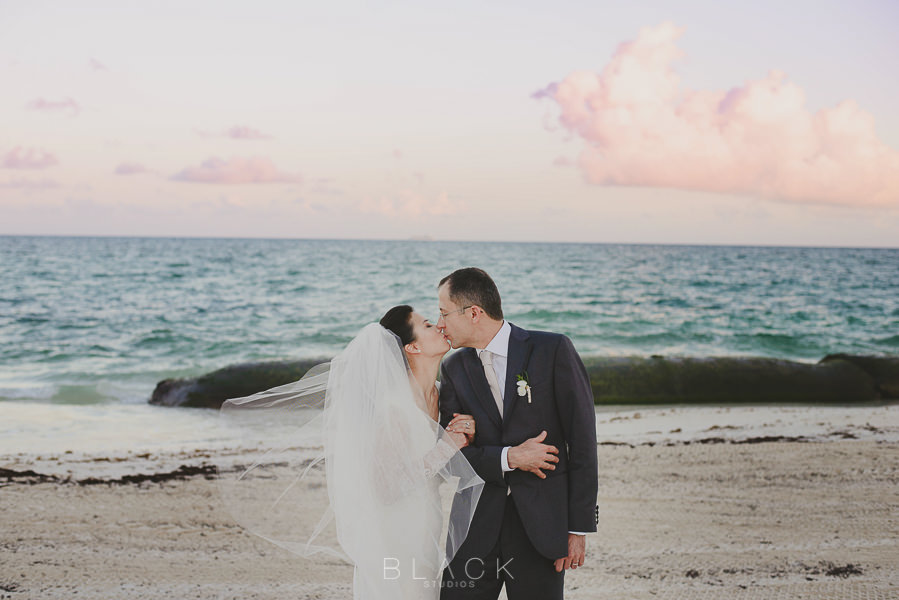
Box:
[439,267,503,321]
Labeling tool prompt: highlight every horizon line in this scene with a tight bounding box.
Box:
[0,232,897,251]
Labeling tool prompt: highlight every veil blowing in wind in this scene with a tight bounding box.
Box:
[219,323,484,599]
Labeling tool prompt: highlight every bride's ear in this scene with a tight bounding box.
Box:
[404,342,421,355]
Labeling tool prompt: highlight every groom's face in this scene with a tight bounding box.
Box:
[437,284,473,349]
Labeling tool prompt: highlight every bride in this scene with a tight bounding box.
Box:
[219,306,484,599]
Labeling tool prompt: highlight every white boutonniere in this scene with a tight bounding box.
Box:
[516,371,532,403]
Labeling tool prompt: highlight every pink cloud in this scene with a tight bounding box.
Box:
[536,23,899,208]
[26,97,80,116]
[226,125,273,140]
[114,162,151,175]
[171,156,301,184]
[3,147,59,169]
[531,82,558,101]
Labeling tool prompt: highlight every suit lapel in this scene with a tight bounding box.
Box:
[461,348,503,429]
[502,323,532,425]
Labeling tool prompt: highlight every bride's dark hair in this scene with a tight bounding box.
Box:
[379,305,415,345]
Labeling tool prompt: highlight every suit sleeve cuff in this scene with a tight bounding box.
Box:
[500,446,512,472]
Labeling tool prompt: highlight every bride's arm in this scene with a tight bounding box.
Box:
[368,407,466,505]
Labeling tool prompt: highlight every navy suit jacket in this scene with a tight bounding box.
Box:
[439,323,598,560]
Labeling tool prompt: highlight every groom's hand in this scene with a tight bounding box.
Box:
[554,534,586,572]
[507,431,558,478]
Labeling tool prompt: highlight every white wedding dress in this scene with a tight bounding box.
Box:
[219,324,483,600]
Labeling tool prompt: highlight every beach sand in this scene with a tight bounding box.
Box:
[2,436,896,600]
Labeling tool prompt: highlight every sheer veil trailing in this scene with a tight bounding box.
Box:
[219,323,483,598]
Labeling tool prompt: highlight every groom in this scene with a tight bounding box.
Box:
[437,268,598,600]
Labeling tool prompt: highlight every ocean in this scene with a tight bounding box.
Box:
[2,235,898,407]
[2,236,897,457]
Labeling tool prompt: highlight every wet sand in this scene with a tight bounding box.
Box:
[2,436,897,600]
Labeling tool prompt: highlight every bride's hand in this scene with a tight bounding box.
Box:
[447,413,476,441]
[445,430,469,449]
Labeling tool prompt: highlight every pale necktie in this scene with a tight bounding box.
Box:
[479,350,504,417]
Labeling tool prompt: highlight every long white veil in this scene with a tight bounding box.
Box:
[219,323,483,598]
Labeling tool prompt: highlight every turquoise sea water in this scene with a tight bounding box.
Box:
[1,236,897,406]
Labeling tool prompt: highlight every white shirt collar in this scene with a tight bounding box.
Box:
[478,320,511,358]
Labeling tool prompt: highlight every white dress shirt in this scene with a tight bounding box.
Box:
[476,321,512,471]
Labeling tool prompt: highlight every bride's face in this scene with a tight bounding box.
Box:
[407,312,450,358]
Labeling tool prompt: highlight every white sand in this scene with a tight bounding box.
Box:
[2,404,897,599]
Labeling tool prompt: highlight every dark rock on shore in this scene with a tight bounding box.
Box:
[149,359,324,408]
[819,353,899,399]
[584,355,896,404]
[150,354,899,408]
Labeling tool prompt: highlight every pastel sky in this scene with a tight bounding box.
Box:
[2,0,898,246]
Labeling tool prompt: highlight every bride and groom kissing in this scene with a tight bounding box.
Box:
[224,267,598,600]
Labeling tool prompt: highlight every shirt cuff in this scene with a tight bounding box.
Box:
[568,531,588,535]
[500,446,512,472]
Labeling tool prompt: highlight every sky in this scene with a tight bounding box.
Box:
[1,0,898,246]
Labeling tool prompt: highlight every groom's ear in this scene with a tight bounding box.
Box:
[469,305,484,323]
